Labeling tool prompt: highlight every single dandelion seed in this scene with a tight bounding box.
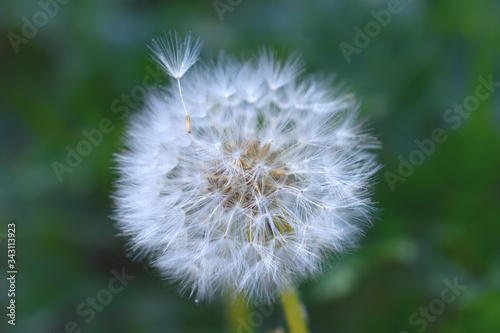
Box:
[149,31,203,133]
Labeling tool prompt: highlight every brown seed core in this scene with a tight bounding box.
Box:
[205,140,296,243]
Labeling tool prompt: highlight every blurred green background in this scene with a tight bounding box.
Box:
[1,0,499,332]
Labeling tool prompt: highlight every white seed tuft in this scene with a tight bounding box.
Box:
[149,31,203,79]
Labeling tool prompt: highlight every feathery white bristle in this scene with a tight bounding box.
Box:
[150,31,203,79]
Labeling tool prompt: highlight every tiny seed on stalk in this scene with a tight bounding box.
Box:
[186,114,191,133]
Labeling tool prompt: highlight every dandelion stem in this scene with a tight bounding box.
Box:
[227,293,252,333]
[280,287,309,333]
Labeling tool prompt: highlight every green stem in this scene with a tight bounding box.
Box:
[227,293,252,333]
[280,287,309,333]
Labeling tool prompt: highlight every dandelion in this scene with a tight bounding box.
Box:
[113,32,380,332]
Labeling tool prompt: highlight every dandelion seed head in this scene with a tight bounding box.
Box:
[113,33,380,303]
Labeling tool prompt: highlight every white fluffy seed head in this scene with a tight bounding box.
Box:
[113,33,380,303]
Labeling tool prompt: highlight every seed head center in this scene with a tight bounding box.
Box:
[206,140,295,242]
